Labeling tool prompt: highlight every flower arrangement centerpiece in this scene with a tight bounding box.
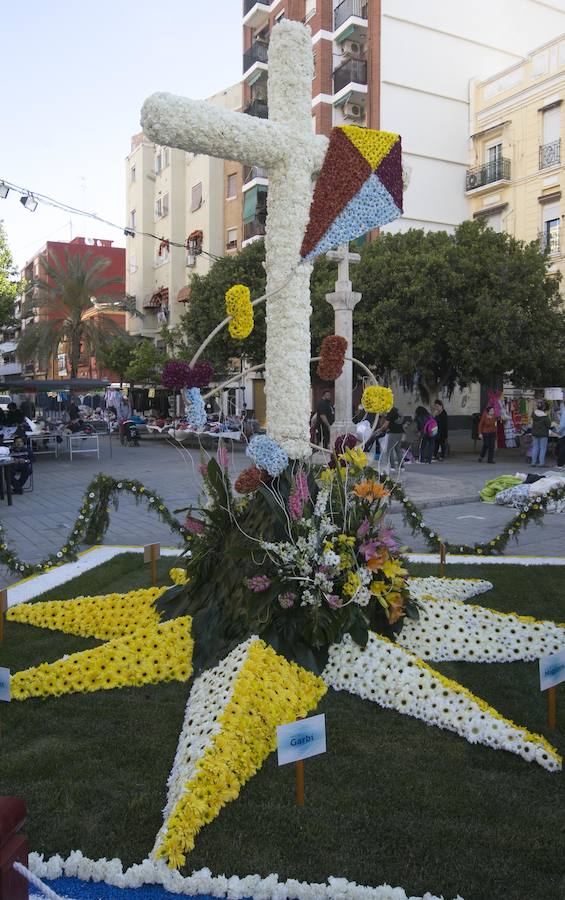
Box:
[157,445,416,673]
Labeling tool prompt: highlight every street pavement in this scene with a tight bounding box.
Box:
[0,431,563,588]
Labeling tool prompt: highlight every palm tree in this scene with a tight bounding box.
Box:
[17,248,126,379]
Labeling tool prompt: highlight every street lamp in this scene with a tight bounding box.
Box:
[19,194,38,212]
[0,183,8,199]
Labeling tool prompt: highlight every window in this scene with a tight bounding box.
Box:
[130,209,136,229]
[130,166,136,183]
[155,146,169,175]
[484,142,503,181]
[305,0,316,20]
[540,106,561,168]
[155,193,169,218]
[227,173,237,199]
[542,201,560,254]
[155,245,169,265]
[484,212,502,233]
[129,251,137,274]
[226,228,238,250]
[191,181,203,211]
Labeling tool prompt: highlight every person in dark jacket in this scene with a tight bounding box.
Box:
[10,435,32,494]
[433,400,448,460]
[530,401,551,467]
[415,405,436,464]
[314,390,335,449]
[5,402,24,427]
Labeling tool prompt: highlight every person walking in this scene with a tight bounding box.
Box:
[557,402,565,468]
[379,406,405,470]
[415,405,437,464]
[314,389,335,449]
[478,405,498,463]
[530,401,551,467]
[433,400,449,460]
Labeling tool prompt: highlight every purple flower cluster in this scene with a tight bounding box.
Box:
[248,575,271,593]
[278,591,296,609]
[288,473,309,521]
[161,360,214,390]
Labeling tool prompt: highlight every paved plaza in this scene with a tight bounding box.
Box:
[1,431,564,588]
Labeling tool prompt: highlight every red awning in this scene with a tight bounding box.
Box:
[177,286,191,303]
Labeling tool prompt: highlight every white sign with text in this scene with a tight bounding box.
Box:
[0,667,10,702]
[276,714,326,766]
[539,649,565,691]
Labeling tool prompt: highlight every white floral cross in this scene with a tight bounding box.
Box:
[141,21,329,459]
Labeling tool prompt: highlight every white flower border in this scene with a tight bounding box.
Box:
[28,852,464,900]
[323,633,561,772]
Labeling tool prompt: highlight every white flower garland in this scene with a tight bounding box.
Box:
[323,633,561,772]
[398,597,565,663]
[407,577,493,603]
[28,852,464,900]
[151,638,255,856]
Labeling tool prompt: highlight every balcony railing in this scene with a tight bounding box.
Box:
[244,165,269,184]
[243,218,267,242]
[333,58,367,94]
[0,362,23,376]
[244,98,268,118]
[465,157,511,191]
[243,0,271,14]
[539,139,561,170]
[243,41,269,74]
[334,0,368,30]
[540,226,560,255]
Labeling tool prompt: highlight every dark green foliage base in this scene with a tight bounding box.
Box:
[1,559,564,900]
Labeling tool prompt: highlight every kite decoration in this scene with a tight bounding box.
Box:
[301,125,403,260]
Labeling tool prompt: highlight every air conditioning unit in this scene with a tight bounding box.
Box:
[466,172,482,190]
[186,253,196,267]
[343,102,365,120]
[341,40,364,58]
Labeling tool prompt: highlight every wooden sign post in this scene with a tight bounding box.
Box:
[295,759,305,806]
[144,543,161,587]
[439,543,446,578]
[539,649,565,729]
[548,686,557,730]
[0,590,7,645]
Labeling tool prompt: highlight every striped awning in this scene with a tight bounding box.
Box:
[177,286,191,303]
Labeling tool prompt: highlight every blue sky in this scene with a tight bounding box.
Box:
[1,1,242,269]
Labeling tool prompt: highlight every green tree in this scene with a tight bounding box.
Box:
[0,222,23,328]
[17,248,125,378]
[124,339,165,385]
[354,220,565,402]
[178,240,334,375]
[97,334,139,386]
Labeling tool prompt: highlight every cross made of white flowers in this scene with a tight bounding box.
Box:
[141,20,329,459]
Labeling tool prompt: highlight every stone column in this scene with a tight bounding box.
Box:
[325,288,362,444]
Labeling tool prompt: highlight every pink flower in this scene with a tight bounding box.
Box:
[198,462,209,477]
[359,540,379,561]
[326,594,342,609]
[295,473,309,503]
[288,473,310,520]
[217,444,229,469]
[184,516,204,535]
[289,491,304,521]
[248,575,271,593]
[357,519,370,539]
[279,591,296,609]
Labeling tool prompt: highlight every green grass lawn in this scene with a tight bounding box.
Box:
[1,557,564,900]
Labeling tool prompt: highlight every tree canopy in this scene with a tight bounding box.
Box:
[176,240,334,375]
[124,339,165,385]
[97,334,139,386]
[17,248,125,378]
[354,220,565,400]
[0,222,23,328]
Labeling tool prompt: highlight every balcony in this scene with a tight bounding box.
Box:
[243,165,269,191]
[243,0,272,30]
[334,0,368,31]
[243,41,269,77]
[243,218,267,245]
[539,139,561,170]
[244,98,268,119]
[465,158,511,192]
[0,341,17,355]
[540,226,561,255]
[0,361,23,376]
[333,58,368,96]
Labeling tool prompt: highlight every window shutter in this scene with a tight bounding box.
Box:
[191,182,203,211]
[543,106,560,144]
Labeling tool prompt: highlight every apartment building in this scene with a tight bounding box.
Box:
[467,33,565,293]
[242,0,565,237]
[125,83,243,339]
[15,237,125,381]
